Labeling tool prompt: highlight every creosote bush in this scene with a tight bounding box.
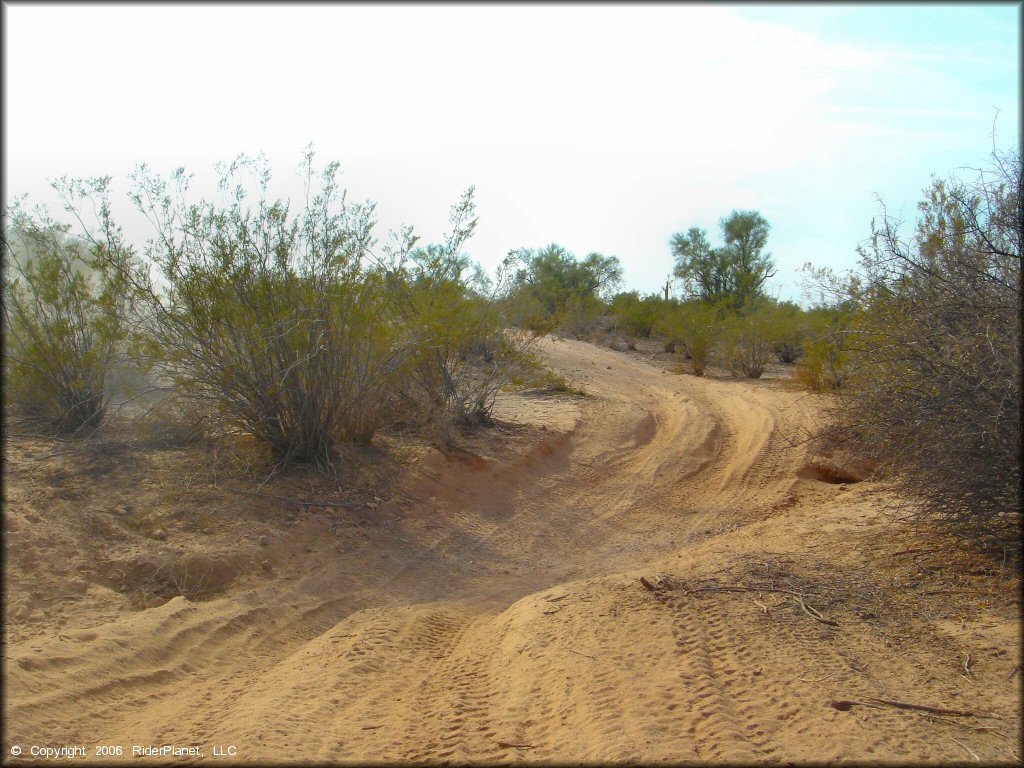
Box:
[105,151,410,466]
[717,303,775,379]
[667,301,720,376]
[6,151,547,468]
[2,190,140,434]
[793,304,853,391]
[384,192,538,438]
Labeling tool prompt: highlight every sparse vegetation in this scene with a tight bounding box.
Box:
[717,302,776,379]
[5,143,1017,561]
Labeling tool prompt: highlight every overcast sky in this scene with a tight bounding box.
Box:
[3,3,1019,302]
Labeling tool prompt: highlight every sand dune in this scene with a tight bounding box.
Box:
[4,337,1020,763]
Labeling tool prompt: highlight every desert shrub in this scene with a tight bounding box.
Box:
[717,302,775,378]
[560,293,609,338]
[128,395,218,448]
[610,291,670,338]
[767,301,807,363]
[384,192,538,435]
[664,300,720,375]
[77,150,410,467]
[503,288,557,335]
[2,190,141,434]
[819,146,1021,550]
[793,305,853,391]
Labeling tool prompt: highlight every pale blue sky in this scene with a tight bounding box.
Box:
[4,3,1019,302]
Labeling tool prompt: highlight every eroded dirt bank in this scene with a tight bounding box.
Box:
[4,337,1020,763]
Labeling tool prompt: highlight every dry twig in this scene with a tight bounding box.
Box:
[682,583,837,626]
[949,737,981,762]
[832,697,987,718]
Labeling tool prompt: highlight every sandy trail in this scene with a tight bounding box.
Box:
[4,337,1019,763]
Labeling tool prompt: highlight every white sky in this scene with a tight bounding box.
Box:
[3,3,1020,302]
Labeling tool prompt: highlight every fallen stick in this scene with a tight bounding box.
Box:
[793,595,839,627]
[685,585,825,600]
[639,577,658,591]
[867,697,988,717]
[830,700,884,712]
[496,742,535,750]
[570,649,597,660]
[831,698,985,718]
[683,584,836,626]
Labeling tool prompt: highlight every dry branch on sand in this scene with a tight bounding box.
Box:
[641,576,840,627]
[829,698,991,718]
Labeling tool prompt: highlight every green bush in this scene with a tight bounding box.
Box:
[2,191,140,434]
[109,152,407,466]
[383,192,538,436]
[664,300,720,376]
[806,146,1021,549]
[766,301,806,363]
[793,306,851,390]
[610,291,670,338]
[717,302,775,379]
[505,244,622,337]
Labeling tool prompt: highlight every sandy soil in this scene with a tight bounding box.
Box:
[3,336,1021,764]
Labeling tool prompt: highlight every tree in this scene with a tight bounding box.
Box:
[670,227,732,304]
[671,210,776,307]
[721,209,774,300]
[506,244,622,333]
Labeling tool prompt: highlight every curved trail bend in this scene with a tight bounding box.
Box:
[6,337,1017,763]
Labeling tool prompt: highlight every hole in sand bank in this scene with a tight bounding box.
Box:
[797,461,864,485]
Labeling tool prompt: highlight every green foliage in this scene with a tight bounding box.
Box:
[717,301,776,379]
[671,211,776,308]
[506,244,622,335]
[2,189,141,434]
[610,291,675,338]
[11,150,551,469]
[109,150,405,466]
[384,190,538,433]
[793,304,853,391]
[766,301,806,363]
[662,300,721,376]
